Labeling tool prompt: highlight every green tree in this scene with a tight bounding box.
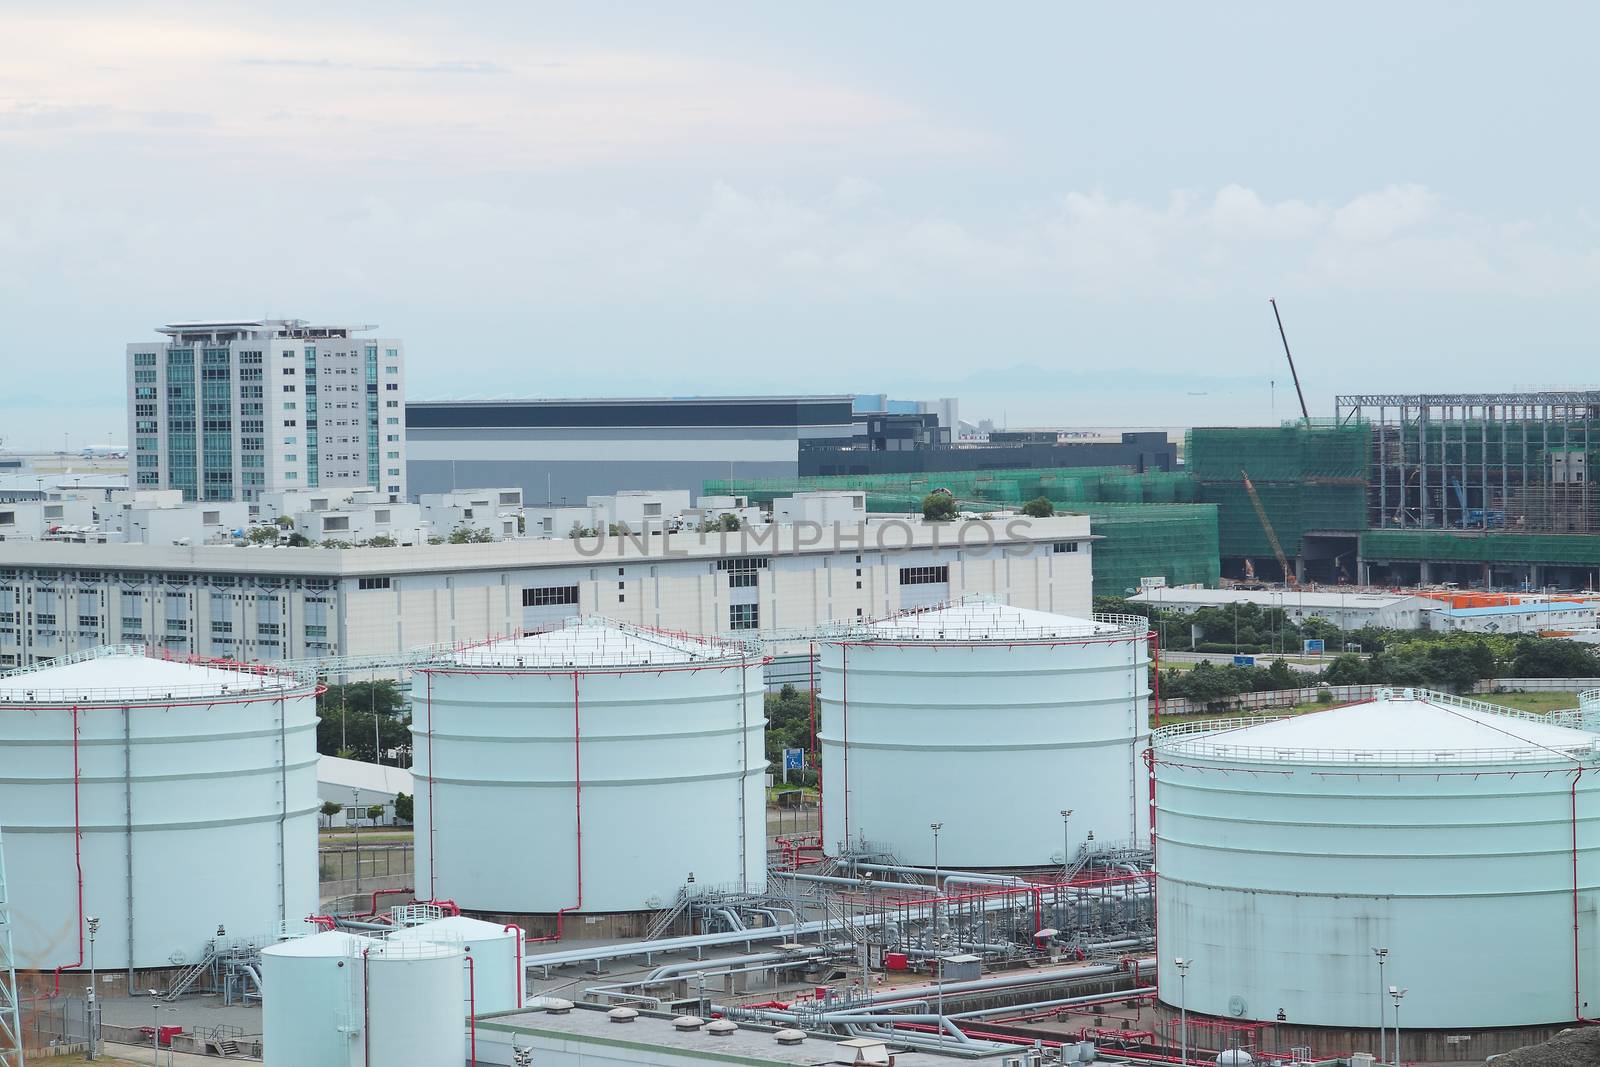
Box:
[316,681,412,764]
[1021,496,1055,518]
[286,532,313,547]
[321,538,354,549]
[245,525,278,545]
[763,684,816,785]
[1510,637,1600,678]
[448,527,495,543]
[274,515,295,529]
[366,804,385,823]
[393,792,414,823]
[364,535,398,548]
[320,799,342,827]
[922,491,957,522]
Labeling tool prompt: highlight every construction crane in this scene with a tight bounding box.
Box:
[1269,298,1310,423]
[1241,469,1298,588]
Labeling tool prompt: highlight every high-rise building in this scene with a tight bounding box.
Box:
[127,319,406,502]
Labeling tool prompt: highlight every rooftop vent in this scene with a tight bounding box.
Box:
[775,1028,806,1045]
[672,1016,705,1031]
[542,997,573,1015]
[706,1019,738,1036]
[607,1006,637,1024]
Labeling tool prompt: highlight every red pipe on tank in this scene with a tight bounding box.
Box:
[425,670,437,902]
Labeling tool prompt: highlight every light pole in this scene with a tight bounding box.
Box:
[86,916,100,1060]
[352,787,362,894]
[149,994,160,1066]
[1389,986,1406,1067]
[1174,957,1193,1066]
[1372,946,1388,1062]
[1060,809,1073,880]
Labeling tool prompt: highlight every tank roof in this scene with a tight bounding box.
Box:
[446,617,752,668]
[862,602,1130,641]
[262,931,379,958]
[390,915,520,941]
[1156,688,1600,765]
[0,647,311,703]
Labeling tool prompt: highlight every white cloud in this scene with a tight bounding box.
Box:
[1329,184,1437,242]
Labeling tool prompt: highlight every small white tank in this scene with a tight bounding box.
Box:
[261,931,377,1067]
[389,915,523,1012]
[261,930,466,1067]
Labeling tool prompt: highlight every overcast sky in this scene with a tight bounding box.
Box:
[3,2,1598,447]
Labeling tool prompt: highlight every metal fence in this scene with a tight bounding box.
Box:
[1159,684,1382,718]
[319,843,414,884]
[23,994,89,1054]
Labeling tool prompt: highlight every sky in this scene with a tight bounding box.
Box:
[3,2,1599,448]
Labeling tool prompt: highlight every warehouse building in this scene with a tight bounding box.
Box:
[0,514,1092,668]
[405,395,854,504]
[1129,587,1429,630]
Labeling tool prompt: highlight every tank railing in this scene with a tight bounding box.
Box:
[441,616,763,668]
[0,642,319,698]
[822,613,1150,644]
[1156,721,1597,765]
[1581,689,1600,711]
[0,677,306,703]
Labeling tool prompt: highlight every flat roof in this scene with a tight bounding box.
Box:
[477,1004,964,1066]
[864,602,1120,640]
[0,515,1091,578]
[1436,601,1597,617]
[1131,588,1418,609]
[317,754,413,797]
[406,396,855,431]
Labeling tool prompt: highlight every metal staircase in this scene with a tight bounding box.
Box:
[163,940,219,1001]
[642,891,694,941]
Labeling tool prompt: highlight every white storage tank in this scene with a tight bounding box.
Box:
[1155,688,1600,1029]
[389,915,523,1013]
[414,618,765,917]
[819,603,1150,866]
[0,646,320,970]
[261,930,466,1067]
[262,931,377,1067]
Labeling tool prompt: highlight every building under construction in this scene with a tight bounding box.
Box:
[1191,392,1600,590]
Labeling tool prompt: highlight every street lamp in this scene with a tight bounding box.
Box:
[86,916,100,1061]
[1372,946,1388,1062]
[148,993,160,1066]
[352,787,362,894]
[1060,810,1073,880]
[1389,986,1407,1067]
[1174,957,1193,1067]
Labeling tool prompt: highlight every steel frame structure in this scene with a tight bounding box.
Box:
[1335,392,1600,534]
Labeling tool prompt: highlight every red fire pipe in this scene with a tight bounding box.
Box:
[425,671,437,902]
[1149,629,1161,728]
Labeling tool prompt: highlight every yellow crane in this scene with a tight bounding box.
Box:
[1241,469,1298,588]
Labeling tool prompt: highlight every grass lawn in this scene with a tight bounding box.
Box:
[1472,691,1583,714]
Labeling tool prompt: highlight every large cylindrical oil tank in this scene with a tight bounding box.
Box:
[414,618,766,915]
[819,603,1149,866]
[1155,688,1600,1029]
[0,647,320,970]
[389,915,522,1013]
[262,931,377,1067]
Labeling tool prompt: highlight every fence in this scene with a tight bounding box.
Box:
[319,843,413,884]
[1158,684,1381,718]
[1472,677,1600,693]
[23,995,89,1055]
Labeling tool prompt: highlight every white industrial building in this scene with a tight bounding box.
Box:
[1130,587,1429,630]
[0,496,99,541]
[0,514,1094,668]
[127,318,406,503]
[819,601,1148,866]
[317,754,414,827]
[0,648,320,971]
[1154,689,1600,1037]
[773,491,866,526]
[1423,599,1600,633]
[525,490,760,539]
[414,618,766,925]
[418,487,524,540]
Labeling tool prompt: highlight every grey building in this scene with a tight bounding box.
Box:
[800,430,1178,476]
[405,395,854,504]
[128,319,406,503]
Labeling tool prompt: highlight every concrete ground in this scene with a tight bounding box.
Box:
[100,1040,236,1065]
[98,995,262,1038]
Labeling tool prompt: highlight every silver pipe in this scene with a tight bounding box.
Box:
[950,985,1157,1020]
[775,871,939,893]
[850,860,1024,885]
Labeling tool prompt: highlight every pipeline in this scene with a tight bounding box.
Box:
[351,887,414,919]
[466,953,477,1067]
[775,871,938,893]
[527,671,585,944]
[950,986,1158,1022]
[504,925,524,1006]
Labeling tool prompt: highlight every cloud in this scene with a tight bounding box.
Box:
[1329,184,1436,242]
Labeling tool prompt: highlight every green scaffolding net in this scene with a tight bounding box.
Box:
[1185,424,1370,559]
[705,468,1221,596]
[1361,530,1600,567]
